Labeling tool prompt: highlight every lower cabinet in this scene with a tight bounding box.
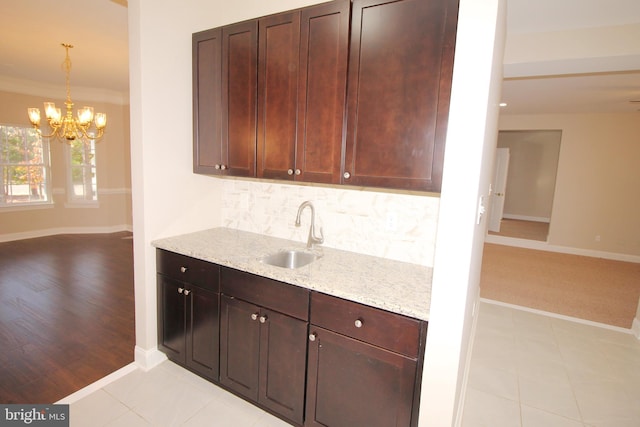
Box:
[156,250,220,382]
[305,292,427,427]
[156,250,427,427]
[220,268,310,425]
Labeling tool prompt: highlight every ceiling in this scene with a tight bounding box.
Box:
[0,0,639,114]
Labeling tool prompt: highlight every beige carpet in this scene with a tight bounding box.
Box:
[480,243,640,328]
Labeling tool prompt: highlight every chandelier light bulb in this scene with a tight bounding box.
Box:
[28,108,41,126]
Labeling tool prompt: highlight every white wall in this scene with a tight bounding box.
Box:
[497,130,561,221]
[499,113,640,260]
[128,0,505,423]
[421,0,506,424]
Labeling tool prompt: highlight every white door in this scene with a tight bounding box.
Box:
[488,148,509,232]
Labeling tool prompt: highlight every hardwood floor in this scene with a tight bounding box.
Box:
[0,233,135,403]
[487,218,550,241]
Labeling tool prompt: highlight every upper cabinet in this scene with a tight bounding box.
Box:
[343,0,458,192]
[193,22,257,176]
[193,27,222,174]
[257,0,349,184]
[193,0,458,192]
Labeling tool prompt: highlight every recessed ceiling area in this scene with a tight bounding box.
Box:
[502,0,640,114]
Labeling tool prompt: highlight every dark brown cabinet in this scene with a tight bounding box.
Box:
[192,27,222,174]
[257,0,349,183]
[220,267,310,425]
[305,292,427,427]
[156,250,220,382]
[343,0,458,192]
[192,21,257,176]
[193,0,457,191]
[156,249,428,427]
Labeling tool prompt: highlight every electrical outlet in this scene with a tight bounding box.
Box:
[595,235,601,242]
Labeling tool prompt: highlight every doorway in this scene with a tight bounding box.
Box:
[488,130,561,242]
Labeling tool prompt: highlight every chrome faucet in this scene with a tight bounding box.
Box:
[295,201,324,249]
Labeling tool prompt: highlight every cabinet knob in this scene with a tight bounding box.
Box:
[251,313,259,321]
[214,164,221,170]
[259,315,268,324]
[287,169,294,176]
[343,171,351,179]
[309,332,317,342]
[180,266,188,273]
[183,289,191,296]
[220,164,227,170]
[295,169,301,176]
[354,319,363,328]
[177,287,184,294]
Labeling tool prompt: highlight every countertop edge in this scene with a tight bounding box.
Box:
[151,228,431,321]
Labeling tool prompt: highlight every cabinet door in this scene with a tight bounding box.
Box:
[222,21,258,177]
[258,309,308,425]
[157,275,186,364]
[343,0,458,191]
[219,295,260,400]
[256,11,300,180]
[193,28,223,174]
[295,0,349,184]
[305,327,418,427]
[187,286,220,381]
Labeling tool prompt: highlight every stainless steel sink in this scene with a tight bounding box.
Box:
[260,250,318,269]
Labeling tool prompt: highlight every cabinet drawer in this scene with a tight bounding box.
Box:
[156,249,220,292]
[310,292,422,358]
[221,267,309,321]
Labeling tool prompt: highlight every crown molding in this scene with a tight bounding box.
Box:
[0,75,129,105]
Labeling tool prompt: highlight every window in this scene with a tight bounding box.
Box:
[0,124,51,207]
[67,138,98,203]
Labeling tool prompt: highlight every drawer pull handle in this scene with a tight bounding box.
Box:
[309,332,317,342]
[251,313,259,321]
[183,289,191,296]
[180,266,188,273]
[354,319,363,328]
[259,315,268,324]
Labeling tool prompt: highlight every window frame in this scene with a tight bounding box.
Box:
[64,136,99,207]
[0,123,53,210]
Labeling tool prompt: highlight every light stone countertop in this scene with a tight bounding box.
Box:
[152,227,432,321]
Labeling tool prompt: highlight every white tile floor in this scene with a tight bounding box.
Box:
[66,301,640,426]
[462,301,640,427]
[68,361,291,427]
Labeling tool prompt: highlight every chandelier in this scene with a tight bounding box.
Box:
[27,43,107,142]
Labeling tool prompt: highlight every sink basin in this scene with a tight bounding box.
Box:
[261,250,318,269]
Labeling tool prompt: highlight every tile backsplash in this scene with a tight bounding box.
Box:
[221,180,439,267]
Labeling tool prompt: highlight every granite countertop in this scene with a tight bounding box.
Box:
[152,227,432,321]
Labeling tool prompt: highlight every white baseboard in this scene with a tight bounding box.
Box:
[502,214,550,223]
[55,363,138,405]
[0,225,133,243]
[134,346,167,372]
[485,235,640,264]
